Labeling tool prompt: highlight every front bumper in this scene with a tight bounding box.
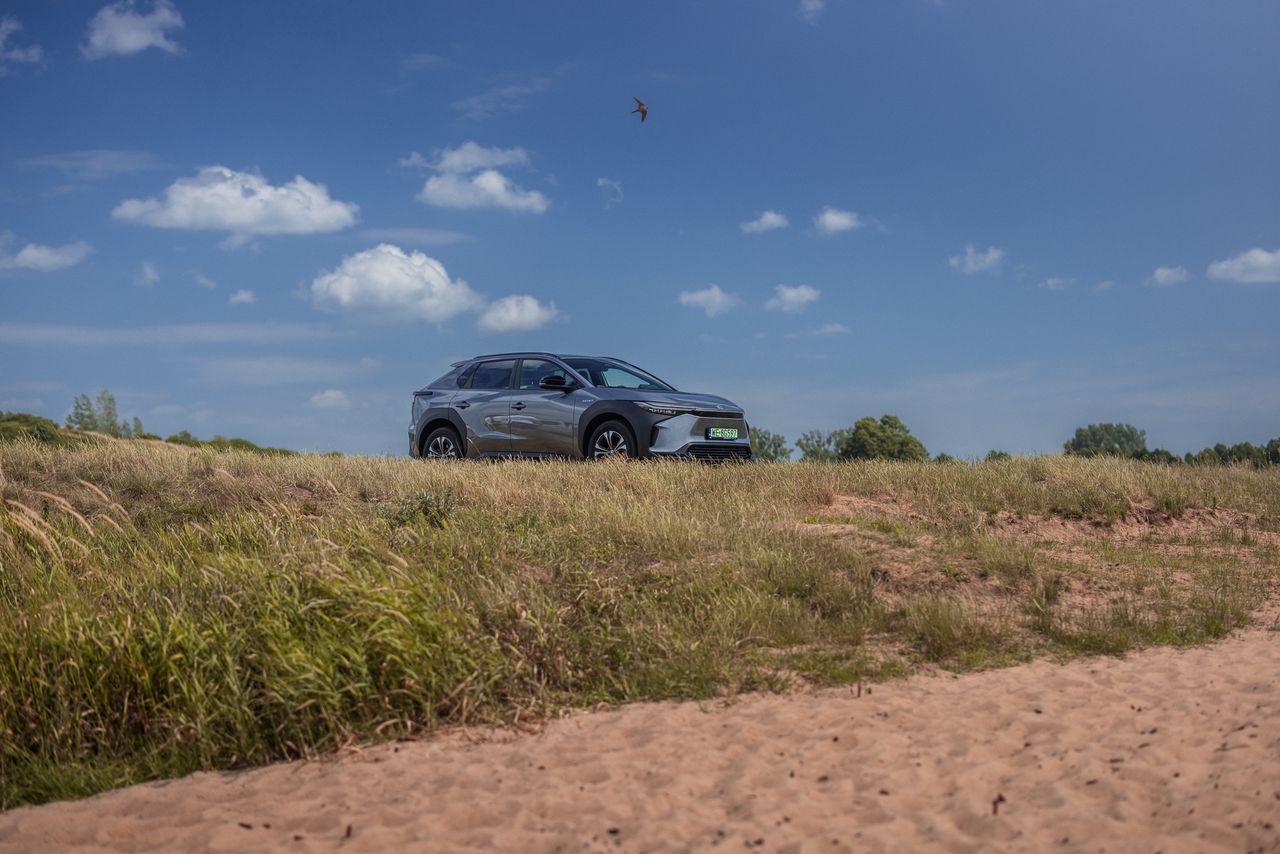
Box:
[643,412,753,460]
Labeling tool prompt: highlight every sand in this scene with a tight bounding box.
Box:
[2,630,1277,853]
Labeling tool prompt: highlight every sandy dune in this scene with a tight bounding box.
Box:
[2,630,1277,853]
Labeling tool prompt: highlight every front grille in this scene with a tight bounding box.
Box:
[686,444,753,462]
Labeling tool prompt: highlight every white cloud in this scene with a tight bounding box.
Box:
[18,150,162,180]
[398,151,430,169]
[0,16,43,73]
[310,244,483,322]
[82,0,184,60]
[228,289,255,305]
[135,261,159,286]
[784,322,850,339]
[429,142,531,174]
[799,0,826,23]
[1207,248,1280,284]
[411,143,548,214]
[453,77,551,120]
[401,52,445,73]
[0,322,326,347]
[310,389,351,410]
[358,227,469,246]
[113,166,359,241]
[948,244,1006,275]
[741,210,788,233]
[1038,277,1073,291]
[1,240,93,271]
[418,170,548,213]
[765,284,821,313]
[477,295,561,333]
[814,207,864,235]
[192,271,216,288]
[596,177,624,208]
[679,284,739,318]
[1148,265,1190,287]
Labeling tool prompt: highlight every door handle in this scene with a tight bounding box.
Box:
[511,402,527,411]
[455,401,470,410]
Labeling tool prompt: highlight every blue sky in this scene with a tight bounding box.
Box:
[2,0,1278,457]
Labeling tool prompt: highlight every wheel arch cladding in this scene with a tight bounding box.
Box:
[578,403,642,457]
[417,412,467,456]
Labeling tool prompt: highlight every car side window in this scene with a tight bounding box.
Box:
[427,365,465,388]
[517,359,570,389]
[467,360,516,390]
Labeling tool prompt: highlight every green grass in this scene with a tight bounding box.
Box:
[0,441,1275,808]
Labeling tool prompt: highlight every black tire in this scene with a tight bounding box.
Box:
[422,426,463,460]
[587,420,637,460]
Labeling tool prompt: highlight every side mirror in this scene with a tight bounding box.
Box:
[539,375,574,391]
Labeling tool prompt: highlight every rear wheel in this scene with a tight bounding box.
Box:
[422,426,462,459]
[588,420,636,460]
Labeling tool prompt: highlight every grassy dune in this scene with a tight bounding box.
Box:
[1,440,1277,808]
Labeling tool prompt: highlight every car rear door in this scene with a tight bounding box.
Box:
[455,359,515,455]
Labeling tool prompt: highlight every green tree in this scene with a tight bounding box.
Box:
[837,415,928,462]
[1,412,64,445]
[1063,423,1147,458]
[65,389,142,437]
[131,416,159,440]
[65,394,99,432]
[94,389,123,436]
[165,430,202,447]
[795,428,850,462]
[749,427,790,462]
[985,450,1012,462]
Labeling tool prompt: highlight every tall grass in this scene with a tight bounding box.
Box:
[0,440,1275,808]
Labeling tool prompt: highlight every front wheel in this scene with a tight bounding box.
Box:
[587,420,637,460]
[422,426,463,459]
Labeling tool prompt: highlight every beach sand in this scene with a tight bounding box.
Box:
[2,629,1276,853]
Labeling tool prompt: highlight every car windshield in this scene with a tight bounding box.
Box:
[564,358,675,391]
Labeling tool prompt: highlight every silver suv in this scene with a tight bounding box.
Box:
[408,352,752,461]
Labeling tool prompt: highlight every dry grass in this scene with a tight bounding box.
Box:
[0,439,1276,808]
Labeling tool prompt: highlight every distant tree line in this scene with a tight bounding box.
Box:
[1062,422,1280,467]
[751,417,1279,467]
[1,391,294,456]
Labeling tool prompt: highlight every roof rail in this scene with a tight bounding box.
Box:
[469,351,560,361]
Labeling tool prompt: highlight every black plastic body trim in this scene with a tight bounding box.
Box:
[410,406,469,458]
[576,401,666,458]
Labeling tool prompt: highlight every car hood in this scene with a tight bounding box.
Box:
[591,387,745,413]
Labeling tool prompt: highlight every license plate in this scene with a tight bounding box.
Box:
[706,427,739,440]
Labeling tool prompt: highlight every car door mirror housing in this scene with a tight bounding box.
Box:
[539,375,574,390]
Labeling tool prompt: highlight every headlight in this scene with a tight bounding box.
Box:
[634,401,693,417]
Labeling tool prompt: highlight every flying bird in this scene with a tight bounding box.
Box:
[632,97,648,123]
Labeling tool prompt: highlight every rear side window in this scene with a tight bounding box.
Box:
[468,360,516,389]
[427,364,474,389]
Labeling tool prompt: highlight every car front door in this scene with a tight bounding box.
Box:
[456,359,516,455]
[509,358,581,457]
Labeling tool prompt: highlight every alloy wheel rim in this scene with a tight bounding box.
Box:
[593,430,628,459]
[427,436,458,458]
